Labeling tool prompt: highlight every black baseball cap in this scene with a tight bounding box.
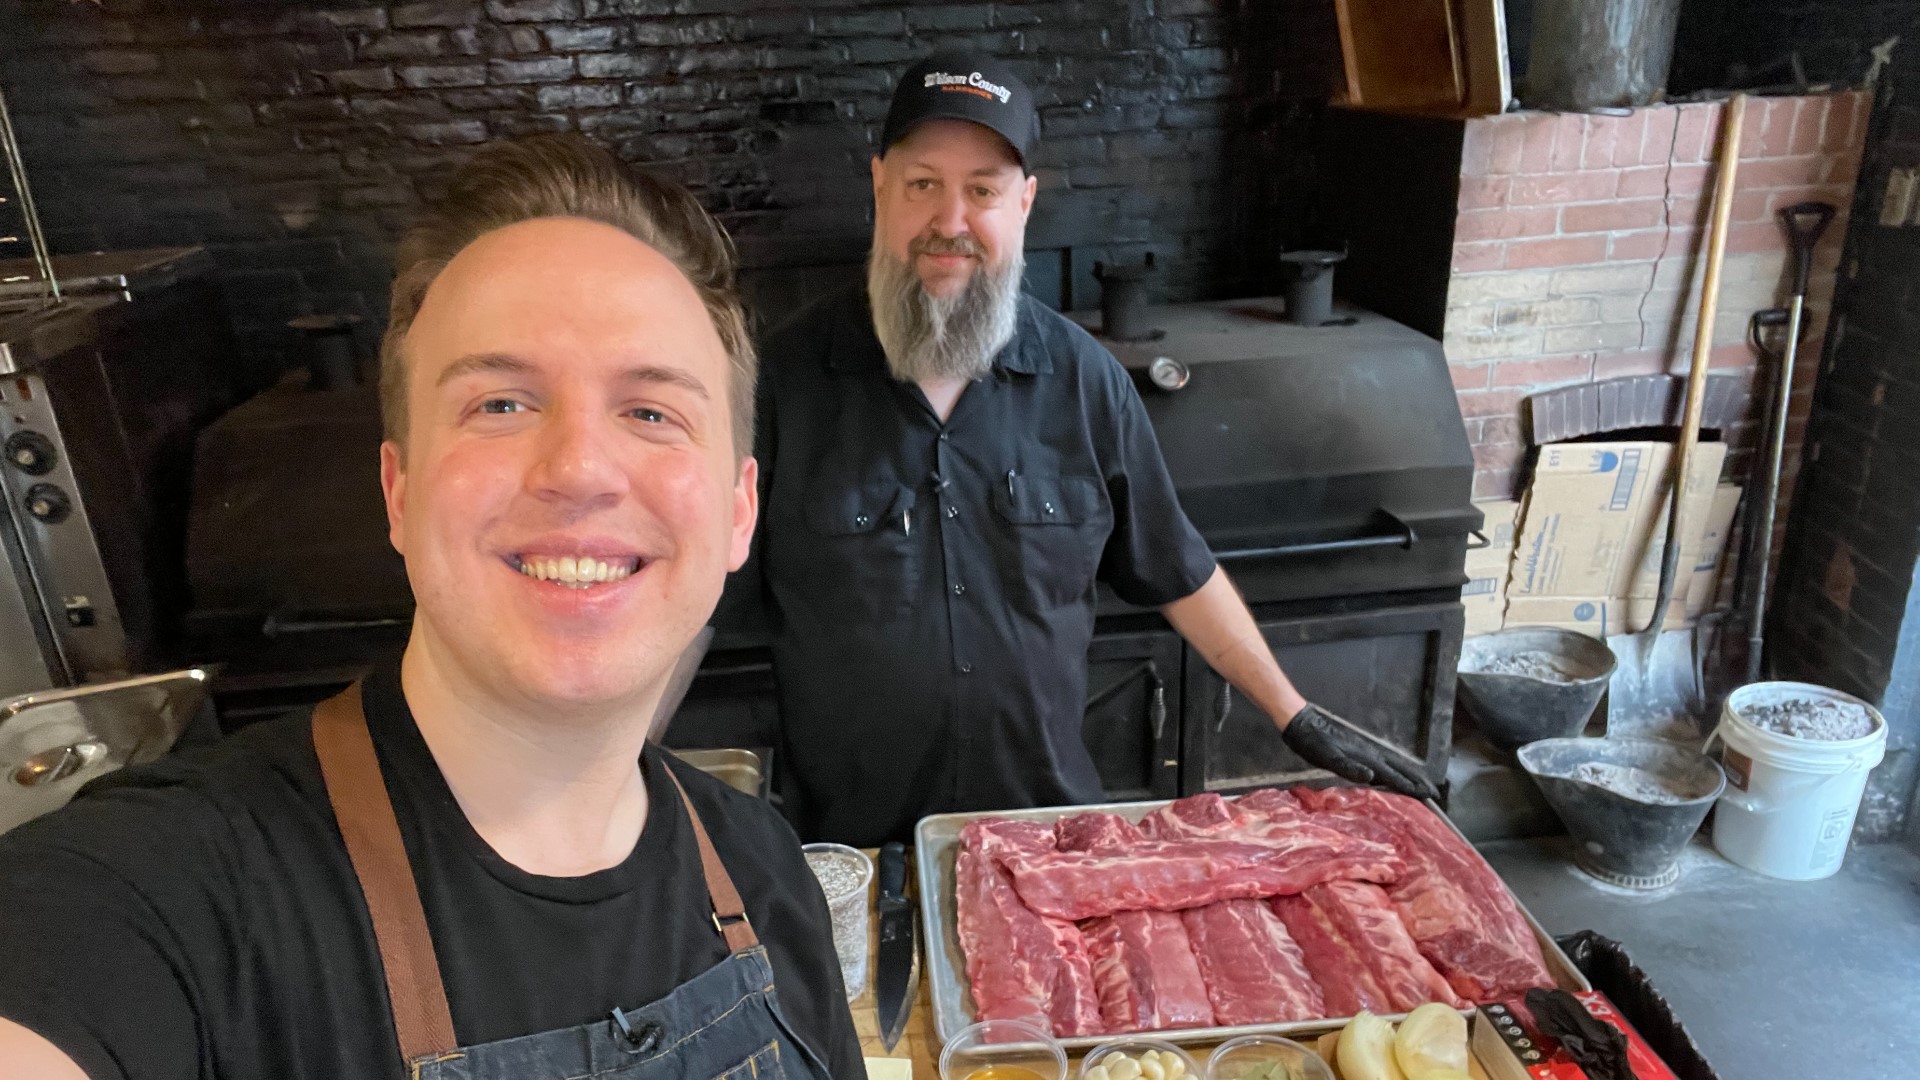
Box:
[880,53,1040,170]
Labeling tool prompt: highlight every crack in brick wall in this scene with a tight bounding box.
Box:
[1444,94,1868,520]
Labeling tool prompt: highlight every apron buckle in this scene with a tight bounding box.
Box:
[711,910,752,936]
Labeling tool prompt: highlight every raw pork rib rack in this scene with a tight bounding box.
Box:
[953,789,1554,1038]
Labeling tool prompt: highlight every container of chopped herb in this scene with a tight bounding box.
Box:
[1206,1034,1333,1080]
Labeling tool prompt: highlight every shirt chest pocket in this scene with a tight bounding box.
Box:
[990,474,1110,613]
[800,481,920,622]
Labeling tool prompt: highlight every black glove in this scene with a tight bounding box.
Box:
[1525,989,1633,1080]
[1282,703,1439,801]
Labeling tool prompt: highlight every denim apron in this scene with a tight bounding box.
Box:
[312,685,836,1080]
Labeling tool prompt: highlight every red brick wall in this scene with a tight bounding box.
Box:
[1445,93,1869,520]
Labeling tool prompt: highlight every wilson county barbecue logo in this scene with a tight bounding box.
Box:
[923,70,1013,104]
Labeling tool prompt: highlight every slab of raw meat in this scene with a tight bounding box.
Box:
[954,837,1051,1029]
[1234,788,1306,821]
[1139,793,1249,838]
[955,820,1105,1036]
[1180,898,1325,1024]
[1001,819,1402,921]
[1293,787,1554,1002]
[967,816,1058,861]
[1055,810,1144,852]
[1271,881,1466,1016]
[1082,910,1217,1032]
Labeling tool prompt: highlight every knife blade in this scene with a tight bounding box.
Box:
[874,841,917,1053]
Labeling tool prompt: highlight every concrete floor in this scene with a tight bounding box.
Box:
[1480,836,1920,1080]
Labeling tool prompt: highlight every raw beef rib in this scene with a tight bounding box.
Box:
[954,820,1105,1036]
[1002,820,1402,920]
[1270,881,1466,1016]
[1180,898,1325,1024]
[1294,787,1554,1001]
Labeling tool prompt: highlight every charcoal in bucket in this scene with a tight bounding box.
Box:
[1519,737,1725,890]
[1457,627,1617,751]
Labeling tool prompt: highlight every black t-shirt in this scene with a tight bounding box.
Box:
[0,664,865,1080]
[754,287,1217,845]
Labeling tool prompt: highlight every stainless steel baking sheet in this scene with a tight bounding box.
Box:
[914,795,1590,1052]
[671,747,766,799]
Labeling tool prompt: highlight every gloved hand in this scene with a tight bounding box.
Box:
[1282,703,1439,801]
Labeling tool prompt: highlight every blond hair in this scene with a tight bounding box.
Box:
[380,134,755,458]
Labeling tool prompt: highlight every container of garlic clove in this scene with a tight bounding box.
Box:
[1077,1039,1200,1080]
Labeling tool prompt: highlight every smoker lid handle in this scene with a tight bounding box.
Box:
[1215,510,1418,561]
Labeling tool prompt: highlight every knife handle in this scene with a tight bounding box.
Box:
[878,841,907,901]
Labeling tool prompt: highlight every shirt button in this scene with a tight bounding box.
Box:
[946,506,959,519]
[1044,502,1055,514]
[938,432,950,442]
[959,662,973,674]
[854,514,869,528]
[952,583,966,596]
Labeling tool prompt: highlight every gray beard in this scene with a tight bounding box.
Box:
[867,243,1024,383]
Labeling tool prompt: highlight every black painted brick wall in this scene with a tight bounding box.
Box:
[1771,86,1920,842]
[1670,0,1920,92]
[1685,0,1920,840]
[0,0,1336,383]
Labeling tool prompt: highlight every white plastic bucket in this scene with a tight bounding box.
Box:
[1707,682,1887,881]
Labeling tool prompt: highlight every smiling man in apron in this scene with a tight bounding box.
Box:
[0,136,859,1080]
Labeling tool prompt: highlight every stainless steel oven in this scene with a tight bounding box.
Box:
[0,249,241,697]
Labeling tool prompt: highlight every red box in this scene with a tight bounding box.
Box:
[1472,991,1680,1080]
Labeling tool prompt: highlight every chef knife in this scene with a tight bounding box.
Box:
[874,841,917,1053]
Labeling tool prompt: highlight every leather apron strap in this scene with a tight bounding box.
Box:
[312,684,459,1063]
[311,682,762,1066]
[659,764,762,953]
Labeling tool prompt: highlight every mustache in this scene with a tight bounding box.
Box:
[911,234,985,258]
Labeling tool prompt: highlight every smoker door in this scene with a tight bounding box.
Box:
[1082,628,1185,801]
[1179,599,1463,795]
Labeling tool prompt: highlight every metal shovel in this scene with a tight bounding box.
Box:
[1607,94,1747,741]
[1739,202,1835,684]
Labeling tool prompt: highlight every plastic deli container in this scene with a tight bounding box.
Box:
[1709,681,1888,881]
[801,842,873,998]
[1206,1034,1335,1080]
[940,1019,1068,1080]
[1078,1038,1201,1080]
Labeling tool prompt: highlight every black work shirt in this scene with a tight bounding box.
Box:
[757,287,1216,846]
[0,663,864,1080]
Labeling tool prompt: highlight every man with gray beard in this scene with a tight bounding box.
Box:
[868,224,1024,385]
[753,54,1437,846]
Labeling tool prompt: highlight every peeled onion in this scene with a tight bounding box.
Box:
[1392,1003,1470,1079]
[1337,1011,1408,1080]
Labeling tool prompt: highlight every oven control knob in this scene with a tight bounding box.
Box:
[23,483,71,524]
[4,431,56,476]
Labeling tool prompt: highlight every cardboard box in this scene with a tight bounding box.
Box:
[1503,595,1690,639]
[1464,500,1521,637]
[1509,442,1727,601]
